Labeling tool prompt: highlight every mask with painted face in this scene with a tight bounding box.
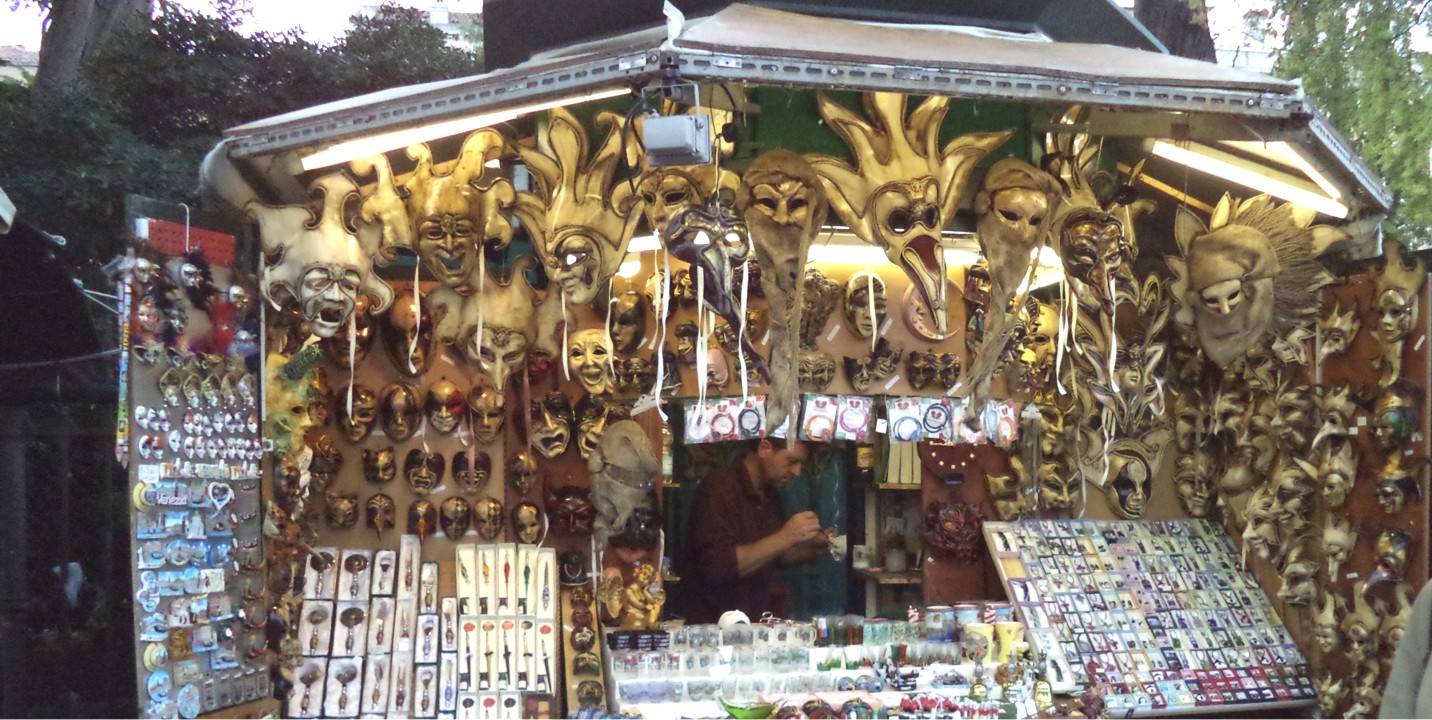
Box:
[337,386,378,443]
[452,449,491,494]
[472,497,504,540]
[1372,380,1419,452]
[530,392,573,460]
[1174,449,1216,518]
[408,499,437,545]
[1372,241,1425,362]
[567,329,615,395]
[506,451,538,496]
[674,322,699,367]
[439,496,471,541]
[379,382,421,442]
[404,449,444,496]
[511,501,545,544]
[424,380,464,434]
[907,351,938,391]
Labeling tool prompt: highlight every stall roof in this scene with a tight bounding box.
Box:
[222,2,1391,214]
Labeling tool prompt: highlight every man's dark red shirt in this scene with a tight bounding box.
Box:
[679,459,786,624]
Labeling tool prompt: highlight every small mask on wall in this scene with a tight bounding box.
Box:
[797,350,835,393]
[466,386,505,444]
[380,288,434,377]
[843,272,888,340]
[452,449,492,494]
[366,493,396,539]
[1317,302,1359,362]
[1371,241,1426,386]
[1372,380,1420,452]
[907,350,938,391]
[530,392,574,460]
[473,497,504,540]
[439,496,472,541]
[609,291,648,354]
[567,329,615,395]
[408,499,437,545]
[361,447,396,485]
[424,380,465,434]
[337,386,378,443]
[404,448,444,496]
[379,382,422,441]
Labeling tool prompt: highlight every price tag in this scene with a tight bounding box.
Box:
[883,375,901,390]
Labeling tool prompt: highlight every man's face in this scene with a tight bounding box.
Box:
[757,441,809,487]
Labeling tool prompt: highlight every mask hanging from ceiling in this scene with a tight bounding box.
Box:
[429,259,538,393]
[1167,193,1343,368]
[1371,241,1426,387]
[588,420,659,549]
[808,92,1011,338]
[252,174,394,338]
[974,158,1059,311]
[738,149,831,431]
[512,108,642,307]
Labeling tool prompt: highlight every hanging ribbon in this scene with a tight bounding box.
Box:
[346,311,356,418]
[408,260,421,374]
[648,251,671,422]
[737,259,750,401]
[604,279,618,380]
[561,292,571,382]
[476,249,486,361]
[695,266,708,408]
[866,270,877,353]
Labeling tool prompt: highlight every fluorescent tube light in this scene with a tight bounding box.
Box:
[1150,141,1348,219]
[300,87,632,171]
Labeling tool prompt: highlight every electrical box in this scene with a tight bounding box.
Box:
[642,113,712,167]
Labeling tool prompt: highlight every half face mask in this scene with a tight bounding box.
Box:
[987,472,1034,520]
[512,108,641,306]
[548,486,598,535]
[1318,302,1359,362]
[635,167,704,241]
[472,497,504,540]
[452,450,491,494]
[404,448,444,495]
[325,492,359,529]
[810,92,1010,337]
[512,501,544,544]
[361,447,397,485]
[366,493,395,539]
[843,272,887,339]
[1037,461,1077,511]
[466,386,505,444]
[254,174,394,338]
[530,392,573,460]
[974,159,1057,303]
[380,383,421,441]
[439,496,472,541]
[425,380,465,434]
[568,329,615,395]
[609,291,648,354]
[1105,438,1157,520]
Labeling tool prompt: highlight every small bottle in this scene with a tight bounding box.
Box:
[852,443,876,484]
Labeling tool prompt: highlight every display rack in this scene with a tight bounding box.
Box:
[983,519,1317,717]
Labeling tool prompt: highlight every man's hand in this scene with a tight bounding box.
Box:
[780,511,825,548]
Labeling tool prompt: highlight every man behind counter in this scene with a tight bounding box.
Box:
[680,439,835,624]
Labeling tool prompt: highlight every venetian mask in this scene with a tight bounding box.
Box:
[936,352,961,390]
[568,329,615,395]
[424,380,464,434]
[361,447,396,485]
[811,92,1010,337]
[1382,583,1413,648]
[548,486,598,535]
[987,472,1034,520]
[704,349,731,390]
[799,268,842,350]
[1268,378,1315,452]
[404,448,443,495]
[589,421,660,547]
[674,322,699,366]
[325,492,359,529]
[1105,437,1157,520]
[1343,586,1381,664]
[253,174,394,338]
[1318,302,1359,362]
[408,500,437,545]
[609,291,648,354]
[439,496,472,541]
[1059,207,1130,312]
[1316,674,1346,718]
[1320,440,1358,509]
[907,350,938,391]
[1373,240,1425,347]
[843,272,887,339]
[635,166,704,240]
[1020,301,1060,388]
[309,435,344,490]
[366,493,396,539]
[974,158,1057,302]
[512,501,544,544]
[379,288,433,376]
[506,451,537,495]
[405,131,514,289]
[575,393,613,460]
[530,392,573,460]
[319,296,376,370]
[1174,450,1215,518]
[623,356,657,395]
[1369,529,1412,588]
[466,386,505,444]
[452,449,491,494]
[843,356,874,393]
[379,383,421,441]
[1376,455,1421,514]
[671,269,697,306]
[1372,380,1419,451]
[1315,592,1344,653]
[468,324,530,395]
[1324,516,1355,578]
[473,497,504,540]
[1035,460,1076,511]
[797,350,835,393]
[1276,543,1318,607]
[1241,485,1282,562]
[512,107,641,306]
[1312,384,1356,450]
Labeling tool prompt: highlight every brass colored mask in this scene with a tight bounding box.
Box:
[425,380,465,434]
[380,288,433,377]
[530,392,573,460]
[609,291,648,354]
[452,449,491,494]
[1375,456,1421,514]
[407,131,514,289]
[439,496,472,541]
[1317,674,1346,718]
[512,108,642,306]
[1312,384,1356,451]
[1372,241,1426,385]
[1343,584,1381,665]
[361,447,397,485]
[798,268,843,351]
[1317,302,1359,362]
[1324,515,1356,578]
[366,493,396,539]
[325,492,359,529]
[797,350,835,393]
[843,272,887,339]
[906,350,938,391]
[408,499,437,545]
[1276,542,1318,607]
[506,451,538,496]
[1319,440,1358,509]
[472,497,504,540]
[466,386,505,444]
[809,92,1010,336]
[512,501,544,544]
[1020,301,1060,390]
[379,382,421,442]
[1173,450,1215,518]
[1315,592,1344,654]
[319,296,376,370]
[974,159,1057,304]
[404,448,444,496]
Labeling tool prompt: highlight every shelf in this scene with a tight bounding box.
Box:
[857,568,922,585]
[865,483,922,491]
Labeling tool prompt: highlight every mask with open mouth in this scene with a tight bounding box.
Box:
[809,92,1010,337]
[530,392,573,460]
[254,174,393,338]
[512,107,642,307]
[567,329,615,395]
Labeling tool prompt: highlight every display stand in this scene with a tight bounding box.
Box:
[983,519,1317,716]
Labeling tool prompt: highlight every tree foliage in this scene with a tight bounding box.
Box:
[1274,0,1432,243]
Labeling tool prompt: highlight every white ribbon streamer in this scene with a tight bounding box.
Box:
[738,259,749,401]
[408,260,421,374]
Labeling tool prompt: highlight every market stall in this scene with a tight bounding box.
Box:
[117,2,1423,718]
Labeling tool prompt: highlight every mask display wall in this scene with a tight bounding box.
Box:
[512,107,642,306]
[809,92,1010,337]
[252,174,394,338]
[738,149,830,431]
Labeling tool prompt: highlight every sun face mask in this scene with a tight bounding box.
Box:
[809,92,1010,337]
[252,174,393,338]
[512,108,641,307]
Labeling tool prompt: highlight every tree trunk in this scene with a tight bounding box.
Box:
[1135,0,1218,62]
[34,0,154,96]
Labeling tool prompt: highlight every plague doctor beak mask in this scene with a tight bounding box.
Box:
[251,174,394,339]
[809,92,1011,337]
